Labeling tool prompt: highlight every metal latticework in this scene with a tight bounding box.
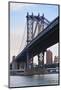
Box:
[26,12,50,68]
[26,13,50,45]
[26,12,33,44]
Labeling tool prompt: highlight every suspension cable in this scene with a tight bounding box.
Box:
[18,22,27,53]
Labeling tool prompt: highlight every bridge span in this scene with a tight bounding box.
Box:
[15,16,59,63]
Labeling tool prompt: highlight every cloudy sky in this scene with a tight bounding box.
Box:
[10,2,59,63]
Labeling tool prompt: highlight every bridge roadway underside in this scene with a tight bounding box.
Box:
[15,16,59,63]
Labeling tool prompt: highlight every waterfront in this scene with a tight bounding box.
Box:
[10,73,59,87]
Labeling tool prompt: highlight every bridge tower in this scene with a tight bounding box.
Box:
[26,12,50,70]
[26,12,33,70]
[26,12,33,44]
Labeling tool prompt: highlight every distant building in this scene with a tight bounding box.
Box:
[12,56,17,70]
[54,56,59,63]
[46,50,53,64]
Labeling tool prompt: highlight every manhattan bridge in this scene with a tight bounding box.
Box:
[10,12,59,75]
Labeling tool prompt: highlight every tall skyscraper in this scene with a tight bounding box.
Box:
[46,50,53,64]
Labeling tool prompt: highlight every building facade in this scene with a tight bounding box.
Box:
[46,50,53,64]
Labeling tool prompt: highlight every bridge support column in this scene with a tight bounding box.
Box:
[26,50,33,70]
[38,51,44,67]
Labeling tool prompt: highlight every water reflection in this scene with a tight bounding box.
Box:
[10,74,59,87]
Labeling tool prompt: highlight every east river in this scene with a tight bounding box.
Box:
[10,73,59,87]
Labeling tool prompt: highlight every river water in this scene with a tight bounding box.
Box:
[10,74,59,87]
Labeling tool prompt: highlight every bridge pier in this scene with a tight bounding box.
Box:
[38,51,44,67]
[26,50,33,70]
